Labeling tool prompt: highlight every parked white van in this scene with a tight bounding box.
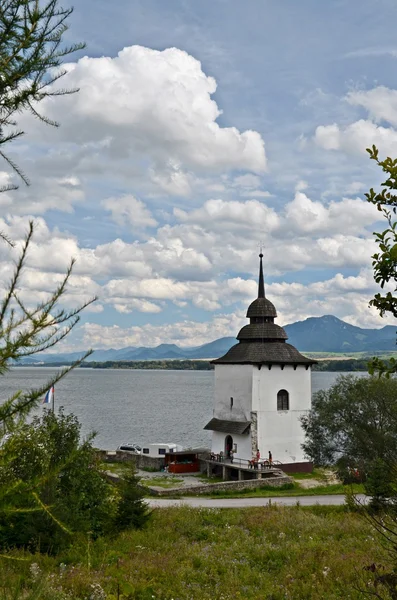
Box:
[141,443,183,457]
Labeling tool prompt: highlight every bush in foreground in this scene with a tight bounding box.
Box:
[113,467,152,533]
[0,410,150,553]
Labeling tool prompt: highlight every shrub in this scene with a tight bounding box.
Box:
[0,410,116,552]
[113,467,151,533]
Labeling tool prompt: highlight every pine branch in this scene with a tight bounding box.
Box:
[0,0,85,183]
[0,220,34,323]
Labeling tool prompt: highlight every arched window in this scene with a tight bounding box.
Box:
[277,389,289,411]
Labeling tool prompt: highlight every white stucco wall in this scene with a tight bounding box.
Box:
[210,362,312,464]
[213,364,253,421]
[252,365,312,463]
[211,364,253,459]
[211,431,252,460]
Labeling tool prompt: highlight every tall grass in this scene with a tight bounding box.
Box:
[0,505,386,599]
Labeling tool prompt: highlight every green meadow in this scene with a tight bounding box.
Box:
[1,505,386,600]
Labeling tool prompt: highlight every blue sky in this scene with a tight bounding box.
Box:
[1,0,396,350]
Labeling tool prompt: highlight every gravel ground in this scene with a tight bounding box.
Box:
[137,469,205,488]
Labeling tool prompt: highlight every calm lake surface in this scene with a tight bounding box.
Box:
[0,369,367,449]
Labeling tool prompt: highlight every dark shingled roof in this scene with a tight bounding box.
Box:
[246,297,277,318]
[204,418,251,435]
[237,323,287,341]
[212,342,316,366]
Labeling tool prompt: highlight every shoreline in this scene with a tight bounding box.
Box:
[12,356,394,372]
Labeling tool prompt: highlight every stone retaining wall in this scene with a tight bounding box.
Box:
[97,449,164,470]
[146,475,292,497]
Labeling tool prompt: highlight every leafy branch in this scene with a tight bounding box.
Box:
[365,146,397,376]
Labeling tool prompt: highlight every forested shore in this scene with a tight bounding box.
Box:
[17,357,395,371]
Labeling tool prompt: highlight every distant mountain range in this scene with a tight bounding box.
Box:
[285,315,395,353]
[20,315,396,365]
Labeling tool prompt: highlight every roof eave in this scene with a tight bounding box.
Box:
[212,359,317,366]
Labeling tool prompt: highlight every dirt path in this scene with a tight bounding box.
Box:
[147,494,367,508]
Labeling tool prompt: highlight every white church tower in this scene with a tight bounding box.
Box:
[204,254,316,472]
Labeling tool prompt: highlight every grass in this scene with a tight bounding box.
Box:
[141,476,184,489]
[101,461,132,476]
[288,468,328,481]
[202,482,365,498]
[0,505,389,599]
[140,466,159,472]
[194,473,224,484]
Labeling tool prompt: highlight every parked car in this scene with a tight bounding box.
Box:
[117,443,141,454]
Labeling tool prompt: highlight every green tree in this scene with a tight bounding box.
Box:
[301,375,397,470]
[366,146,397,376]
[0,1,100,554]
[302,374,397,593]
[113,466,151,533]
[0,0,84,188]
[0,410,116,552]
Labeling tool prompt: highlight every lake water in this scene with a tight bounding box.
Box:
[0,368,367,449]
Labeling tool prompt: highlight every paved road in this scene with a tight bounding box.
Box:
[147,494,367,508]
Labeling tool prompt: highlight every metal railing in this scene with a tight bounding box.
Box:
[208,454,281,470]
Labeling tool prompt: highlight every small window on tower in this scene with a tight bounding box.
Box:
[230,397,233,409]
[277,389,289,411]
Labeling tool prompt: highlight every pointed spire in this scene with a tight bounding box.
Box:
[258,253,265,298]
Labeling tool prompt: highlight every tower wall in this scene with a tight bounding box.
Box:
[211,432,252,459]
[252,364,311,464]
[212,364,253,459]
[214,364,253,421]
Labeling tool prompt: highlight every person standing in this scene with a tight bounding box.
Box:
[268,450,273,465]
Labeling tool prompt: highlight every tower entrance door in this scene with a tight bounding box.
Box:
[225,435,233,459]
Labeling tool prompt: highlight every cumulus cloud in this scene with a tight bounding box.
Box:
[102,194,157,229]
[284,191,378,235]
[344,181,366,195]
[314,119,397,155]
[0,183,386,347]
[313,85,397,157]
[347,86,397,127]
[1,36,392,351]
[230,173,271,198]
[80,312,246,349]
[70,267,393,350]
[268,269,395,329]
[0,174,85,216]
[18,45,266,199]
[102,277,221,312]
[233,174,262,189]
[113,299,162,314]
[173,198,279,233]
